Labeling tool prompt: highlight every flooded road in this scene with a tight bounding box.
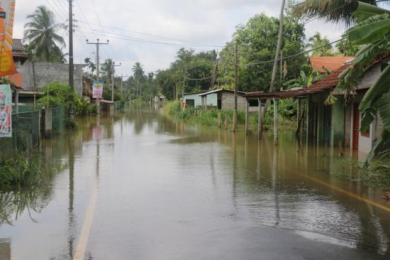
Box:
[0,111,389,260]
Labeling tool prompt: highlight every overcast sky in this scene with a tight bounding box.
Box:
[14,0,348,77]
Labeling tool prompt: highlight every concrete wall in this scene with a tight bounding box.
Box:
[183,94,202,107]
[357,64,382,90]
[17,62,84,95]
[221,94,247,111]
[346,102,381,161]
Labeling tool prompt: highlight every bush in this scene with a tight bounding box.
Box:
[0,154,42,187]
[38,82,95,116]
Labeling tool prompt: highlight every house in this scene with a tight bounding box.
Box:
[246,59,387,160]
[183,88,257,111]
[6,39,28,89]
[9,39,85,98]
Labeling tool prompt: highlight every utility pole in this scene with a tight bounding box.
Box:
[86,39,109,114]
[269,0,286,144]
[111,61,122,102]
[68,0,74,90]
[233,41,239,133]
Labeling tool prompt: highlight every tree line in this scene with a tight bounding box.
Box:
[121,12,360,101]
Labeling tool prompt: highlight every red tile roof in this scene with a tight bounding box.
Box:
[246,64,350,99]
[310,56,354,73]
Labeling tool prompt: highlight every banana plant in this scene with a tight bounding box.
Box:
[337,2,390,160]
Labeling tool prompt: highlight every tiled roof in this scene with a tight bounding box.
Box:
[12,39,25,51]
[310,56,354,73]
[246,64,350,99]
[12,39,28,58]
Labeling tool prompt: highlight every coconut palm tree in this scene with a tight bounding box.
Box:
[308,32,334,55]
[292,0,380,25]
[24,6,66,62]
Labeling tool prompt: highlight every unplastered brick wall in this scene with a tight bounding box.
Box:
[18,62,85,95]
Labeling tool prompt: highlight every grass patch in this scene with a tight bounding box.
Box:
[163,100,297,131]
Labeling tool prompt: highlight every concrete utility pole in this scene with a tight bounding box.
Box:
[68,0,74,90]
[269,0,286,144]
[233,41,239,133]
[111,61,122,102]
[86,39,109,114]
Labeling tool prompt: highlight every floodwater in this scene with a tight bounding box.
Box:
[0,111,389,260]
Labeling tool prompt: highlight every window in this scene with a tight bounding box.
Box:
[249,100,259,107]
[186,99,195,107]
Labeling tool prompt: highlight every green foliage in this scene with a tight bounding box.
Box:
[155,49,217,99]
[24,6,66,62]
[283,68,324,89]
[337,2,390,160]
[336,35,360,56]
[0,154,44,188]
[218,13,306,92]
[37,82,95,115]
[163,100,296,131]
[308,32,334,56]
[291,0,378,25]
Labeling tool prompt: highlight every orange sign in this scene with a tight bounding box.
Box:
[0,0,16,77]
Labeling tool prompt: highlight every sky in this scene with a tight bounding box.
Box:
[14,0,348,77]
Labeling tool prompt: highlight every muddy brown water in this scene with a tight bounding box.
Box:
[0,111,389,260]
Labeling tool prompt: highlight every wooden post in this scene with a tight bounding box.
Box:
[297,98,300,123]
[268,0,286,144]
[245,99,249,134]
[15,90,19,114]
[274,98,279,145]
[258,98,262,140]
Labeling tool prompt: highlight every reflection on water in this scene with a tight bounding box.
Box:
[0,111,389,259]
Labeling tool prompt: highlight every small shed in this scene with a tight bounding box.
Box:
[183,88,257,112]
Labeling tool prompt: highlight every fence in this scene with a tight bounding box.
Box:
[0,105,65,155]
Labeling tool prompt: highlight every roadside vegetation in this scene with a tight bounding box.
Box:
[163,100,297,131]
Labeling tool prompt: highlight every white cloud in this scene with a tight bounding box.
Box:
[14,0,347,76]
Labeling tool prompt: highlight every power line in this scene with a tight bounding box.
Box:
[73,19,225,48]
[244,38,343,67]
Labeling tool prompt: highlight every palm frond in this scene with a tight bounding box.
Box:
[291,0,378,25]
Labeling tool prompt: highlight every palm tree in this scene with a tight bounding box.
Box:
[101,59,114,81]
[24,6,65,62]
[292,0,380,25]
[308,32,334,56]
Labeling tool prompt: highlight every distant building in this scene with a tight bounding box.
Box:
[9,39,85,97]
[183,88,258,112]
